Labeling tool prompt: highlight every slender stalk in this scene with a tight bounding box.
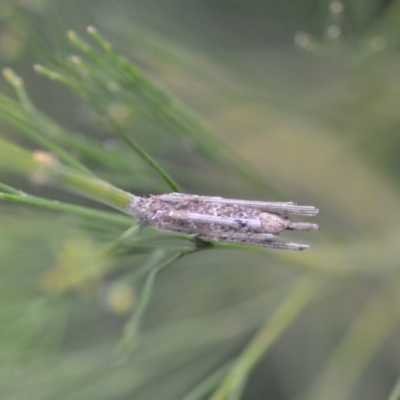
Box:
[0,182,20,194]
[117,251,187,356]
[388,376,400,400]
[183,361,235,400]
[102,113,181,192]
[0,107,93,176]
[72,27,267,191]
[0,139,133,213]
[103,224,141,254]
[305,280,400,400]
[0,191,134,226]
[52,162,133,212]
[2,68,34,112]
[2,68,94,176]
[209,278,322,400]
[0,93,135,172]
[35,53,181,192]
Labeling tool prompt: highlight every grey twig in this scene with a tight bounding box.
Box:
[127,193,319,251]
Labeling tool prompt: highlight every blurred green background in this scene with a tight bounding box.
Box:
[1,1,400,399]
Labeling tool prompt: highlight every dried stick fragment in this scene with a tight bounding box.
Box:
[158,193,319,216]
[126,193,319,251]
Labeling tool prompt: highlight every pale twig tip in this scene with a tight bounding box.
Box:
[87,26,96,35]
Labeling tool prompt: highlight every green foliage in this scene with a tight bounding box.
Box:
[1,1,400,400]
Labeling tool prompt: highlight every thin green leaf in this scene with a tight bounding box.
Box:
[0,190,134,227]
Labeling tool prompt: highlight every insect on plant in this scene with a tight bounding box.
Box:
[128,193,319,250]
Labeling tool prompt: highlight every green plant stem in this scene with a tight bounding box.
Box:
[52,163,133,211]
[388,376,400,400]
[0,192,134,226]
[305,280,400,400]
[0,93,129,171]
[2,67,35,112]
[0,107,93,176]
[183,361,235,400]
[69,28,265,191]
[209,278,322,400]
[103,114,181,192]
[117,251,187,356]
[103,224,142,254]
[35,61,181,192]
[0,182,20,195]
[0,138,134,214]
